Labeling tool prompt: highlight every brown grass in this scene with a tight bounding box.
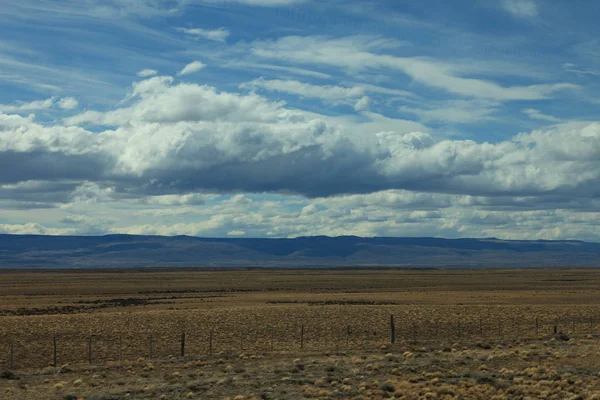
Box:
[3,268,600,399]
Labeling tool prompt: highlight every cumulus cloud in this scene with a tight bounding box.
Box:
[138,69,158,77]
[176,27,230,42]
[58,97,79,110]
[178,61,206,76]
[5,76,600,213]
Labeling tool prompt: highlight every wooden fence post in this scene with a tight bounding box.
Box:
[148,335,153,359]
[88,336,93,364]
[9,341,14,370]
[535,317,539,337]
[119,335,123,366]
[180,331,186,358]
[390,315,396,345]
[498,319,502,339]
[300,325,304,350]
[346,325,351,347]
[52,336,57,368]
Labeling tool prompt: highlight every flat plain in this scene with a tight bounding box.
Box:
[3,268,600,399]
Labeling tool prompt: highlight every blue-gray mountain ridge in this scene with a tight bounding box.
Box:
[1,234,600,268]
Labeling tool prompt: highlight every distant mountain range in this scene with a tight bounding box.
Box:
[1,234,600,269]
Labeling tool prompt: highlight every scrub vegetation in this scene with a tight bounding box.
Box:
[2,268,600,399]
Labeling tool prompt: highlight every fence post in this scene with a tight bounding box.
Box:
[499,319,502,339]
[535,317,539,337]
[516,319,520,339]
[346,325,351,347]
[88,336,93,365]
[390,315,396,345]
[180,331,186,358]
[300,325,304,350]
[9,341,14,370]
[148,335,153,359]
[270,327,274,351]
[119,335,123,366]
[209,329,213,355]
[52,336,57,368]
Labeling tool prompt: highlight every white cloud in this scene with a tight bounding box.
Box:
[522,108,561,123]
[224,62,332,79]
[251,35,577,101]
[176,27,230,42]
[0,96,79,112]
[501,0,538,18]
[7,76,600,235]
[0,97,54,112]
[354,96,370,112]
[139,193,207,206]
[241,78,414,105]
[0,222,77,235]
[241,77,364,101]
[55,77,600,201]
[137,69,158,77]
[58,97,79,110]
[399,100,500,124]
[178,61,206,76]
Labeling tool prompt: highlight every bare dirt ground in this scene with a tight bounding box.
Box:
[2,268,600,399]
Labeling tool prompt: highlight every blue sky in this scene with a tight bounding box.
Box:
[1,0,600,240]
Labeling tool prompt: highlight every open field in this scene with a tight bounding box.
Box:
[3,268,600,399]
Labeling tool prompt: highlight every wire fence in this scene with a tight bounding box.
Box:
[1,313,596,370]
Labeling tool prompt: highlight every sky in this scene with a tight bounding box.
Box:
[1,0,600,240]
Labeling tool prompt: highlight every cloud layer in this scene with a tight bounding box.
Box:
[3,75,600,206]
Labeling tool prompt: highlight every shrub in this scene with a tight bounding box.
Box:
[0,370,16,380]
[380,382,395,392]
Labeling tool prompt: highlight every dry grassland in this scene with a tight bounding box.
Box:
[2,268,600,399]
